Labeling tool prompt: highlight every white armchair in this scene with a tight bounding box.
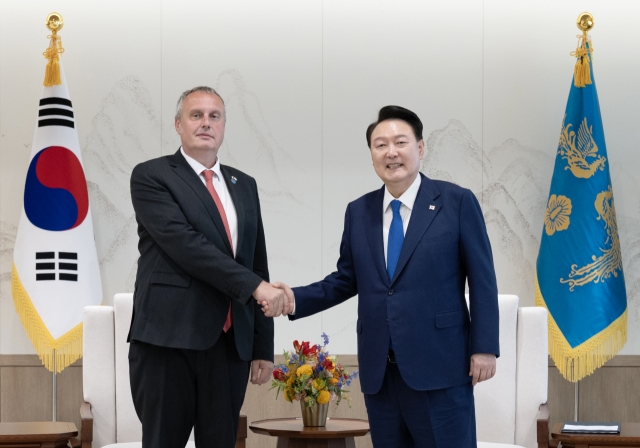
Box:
[474,295,549,448]
[80,293,247,448]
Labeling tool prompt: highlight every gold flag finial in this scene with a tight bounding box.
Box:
[43,12,65,87]
[577,12,594,32]
[572,12,594,88]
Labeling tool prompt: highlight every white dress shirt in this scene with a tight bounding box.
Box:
[180,147,238,255]
[291,174,423,315]
[383,174,422,265]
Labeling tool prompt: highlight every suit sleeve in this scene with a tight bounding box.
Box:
[459,189,500,357]
[250,182,274,361]
[130,163,263,305]
[290,204,358,320]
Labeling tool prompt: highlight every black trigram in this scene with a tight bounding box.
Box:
[35,252,78,281]
[38,97,74,129]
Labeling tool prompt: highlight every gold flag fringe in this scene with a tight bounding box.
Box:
[571,32,593,88]
[535,275,626,382]
[43,32,64,86]
[11,263,83,373]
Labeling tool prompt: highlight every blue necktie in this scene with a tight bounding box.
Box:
[387,200,404,280]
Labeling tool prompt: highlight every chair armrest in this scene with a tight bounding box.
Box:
[80,401,94,448]
[537,402,550,448]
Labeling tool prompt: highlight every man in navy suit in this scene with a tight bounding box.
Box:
[271,106,499,447]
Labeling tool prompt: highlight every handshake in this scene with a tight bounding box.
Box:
[252,281,295,317]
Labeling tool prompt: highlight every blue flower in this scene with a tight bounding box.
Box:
[321,332,329,346]
[282,366,289,374]
[351,371,359,380]
[318,353,326,362]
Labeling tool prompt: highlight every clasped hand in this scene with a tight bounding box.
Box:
[252,281,294,317]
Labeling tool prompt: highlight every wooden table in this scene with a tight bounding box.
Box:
[250,417,370,448]
[0,422,77,447]
[552,422,640,447]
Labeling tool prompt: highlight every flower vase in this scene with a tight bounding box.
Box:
[300,401,329,427]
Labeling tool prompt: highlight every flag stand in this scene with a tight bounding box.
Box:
[574,381,579,421]
[12,12,102,411]
[52,349,57,422]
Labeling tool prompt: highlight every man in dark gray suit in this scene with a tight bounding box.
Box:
[128,86,286,448]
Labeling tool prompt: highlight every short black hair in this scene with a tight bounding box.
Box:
[366,105,423,147]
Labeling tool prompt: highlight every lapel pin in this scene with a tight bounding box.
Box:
[429,205,435,210]
[231,176,237,184]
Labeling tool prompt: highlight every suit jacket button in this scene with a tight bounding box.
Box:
[388,289,394,295]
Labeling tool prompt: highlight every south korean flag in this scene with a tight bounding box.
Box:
[12,62,102,373]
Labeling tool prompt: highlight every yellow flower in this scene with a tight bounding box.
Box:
[329,378,338,385]
[284,388,294,402]
[317,390,331,404]
[313,379,326,390]
[296,364,313,377]
[545,194,572,236]
[287,376,295,386]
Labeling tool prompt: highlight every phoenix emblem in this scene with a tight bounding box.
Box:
[558,116,606,179]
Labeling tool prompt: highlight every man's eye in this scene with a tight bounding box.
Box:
[377,144,386,149]
[192,113,201,119]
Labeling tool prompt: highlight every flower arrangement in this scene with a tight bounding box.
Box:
[271,333,359,408]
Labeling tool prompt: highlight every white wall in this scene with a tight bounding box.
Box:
[1,0,639,355]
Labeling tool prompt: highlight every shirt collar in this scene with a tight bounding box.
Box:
[383,174,422,212]
[180,146,222,179]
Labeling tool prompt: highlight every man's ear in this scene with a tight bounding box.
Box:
[418,139,425,159]
[175,118,181,134]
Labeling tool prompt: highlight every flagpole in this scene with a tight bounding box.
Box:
[574,380,579,421]
[52,349,57,422]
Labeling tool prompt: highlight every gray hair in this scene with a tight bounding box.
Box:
[175,86,225,120]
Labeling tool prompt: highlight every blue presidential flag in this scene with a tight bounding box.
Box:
[535,37,627,382]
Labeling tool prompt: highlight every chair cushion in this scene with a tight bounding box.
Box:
[514,307,548,447]
[474,295,519,444]
[113,293,140,443]
[478,443,525,448]
[84,306,117,447]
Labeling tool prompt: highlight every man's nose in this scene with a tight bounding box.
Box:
[387,144,398,157]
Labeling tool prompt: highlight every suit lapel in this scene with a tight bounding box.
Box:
[169,151,233,255]
[390,174,441,284]
[363,186,389,286]
[221,165,245,256]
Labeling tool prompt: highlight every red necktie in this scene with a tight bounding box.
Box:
[202,169,233,333]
